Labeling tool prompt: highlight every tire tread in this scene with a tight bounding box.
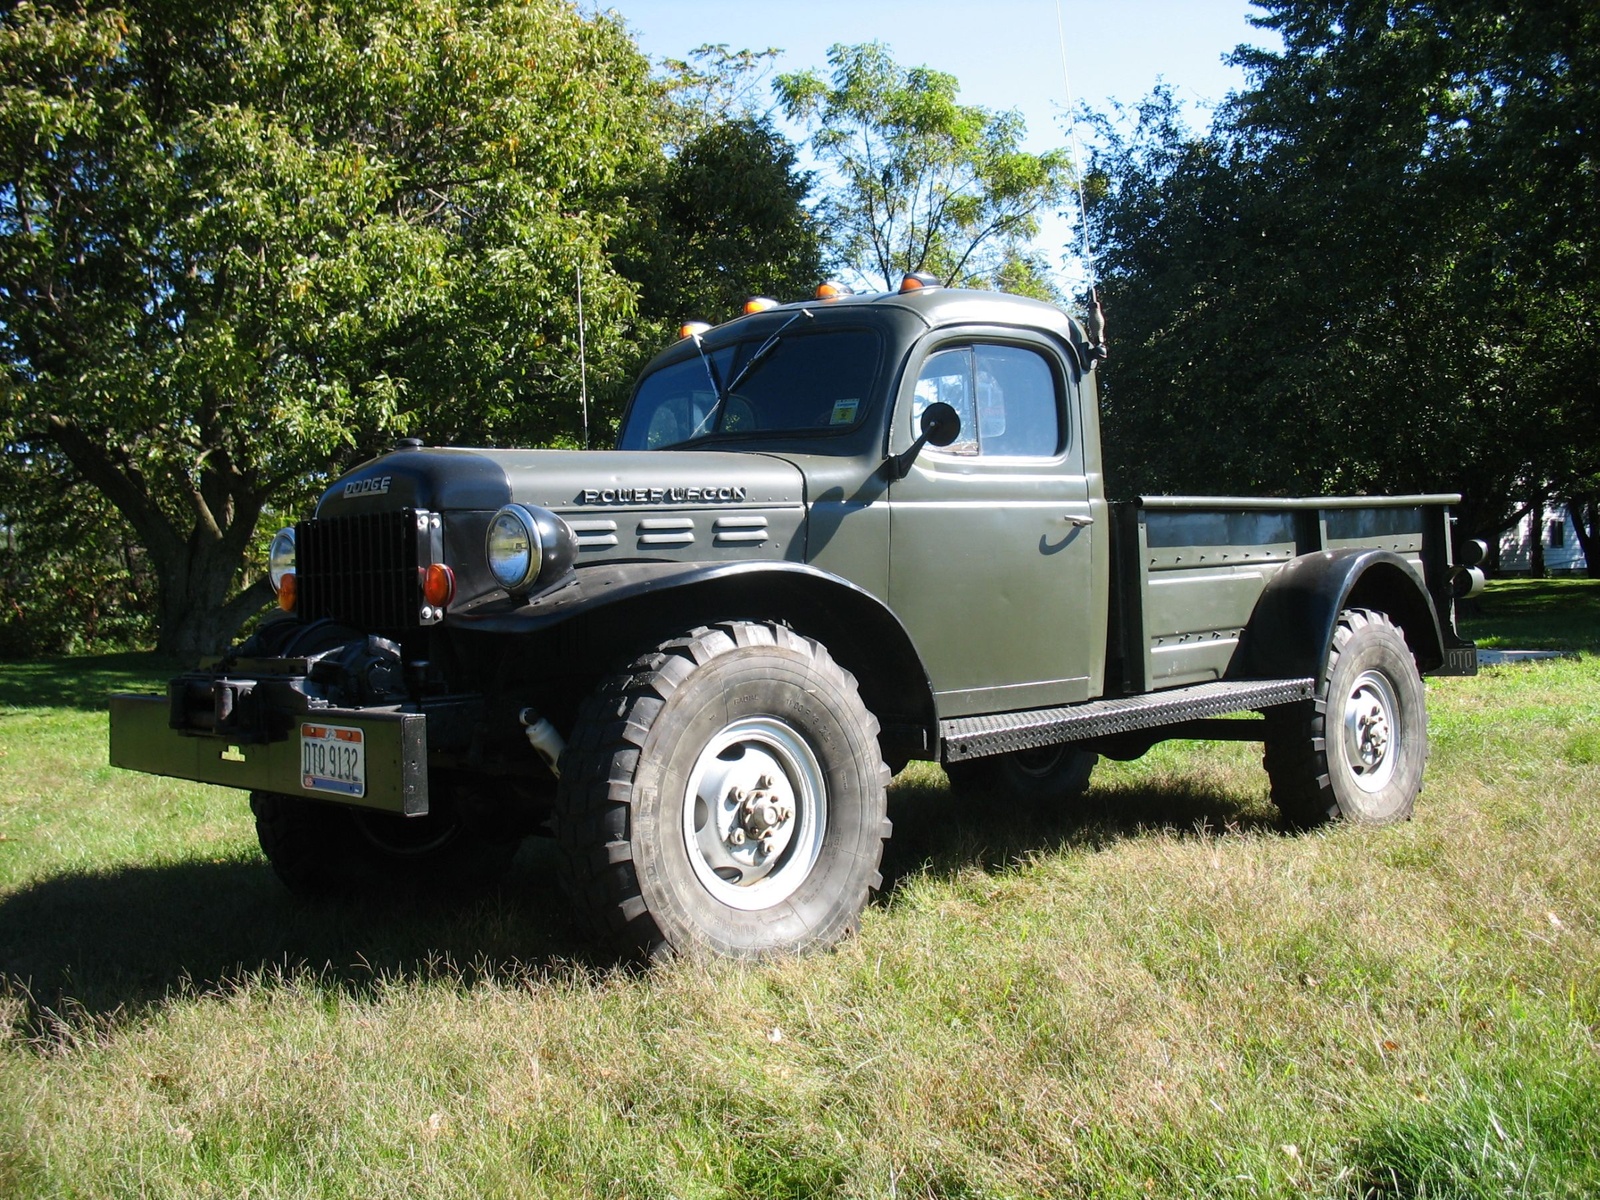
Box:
[555,621,890,957]
[1263,608,1426,829]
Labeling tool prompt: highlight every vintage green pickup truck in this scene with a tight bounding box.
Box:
[110,281,1481,957]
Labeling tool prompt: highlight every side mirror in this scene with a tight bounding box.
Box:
[919,401,961,447]
[886,402,962,481]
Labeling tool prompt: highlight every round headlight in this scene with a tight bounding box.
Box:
[268,527,296,593]
[486,505,543,592]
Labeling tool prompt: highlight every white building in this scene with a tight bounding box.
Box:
[1499,505,1590,573]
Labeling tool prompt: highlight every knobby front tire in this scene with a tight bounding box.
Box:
[555,621,892,959]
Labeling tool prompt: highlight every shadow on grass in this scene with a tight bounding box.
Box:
[0,838,591,1035]
[3,772,1277,1034]
[1456,577,1600,652]
[880,766,1278,896]
[0,651,181,712]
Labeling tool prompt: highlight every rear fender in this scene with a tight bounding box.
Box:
[1231,548,1445,682]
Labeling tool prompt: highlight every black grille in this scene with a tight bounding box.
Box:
[297,510,425,629]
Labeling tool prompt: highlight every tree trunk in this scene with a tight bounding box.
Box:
[1569,497,1600,580]
[45,416,272,662]
[156,562,273,661]
[1529,497,1546,578]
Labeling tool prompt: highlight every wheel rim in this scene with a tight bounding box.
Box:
[1342,669,1399,793]
[352,810,459,857]
[681,716,826,911]
[1012,745,1068,779]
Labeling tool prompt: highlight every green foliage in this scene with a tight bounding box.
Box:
[655,42,785,151]
[626,116,826,326]
[1347,1066,1600,1200]
[776,42,1072,295]
[1087,0,1600,537]
[621,44,825,328]
[0,453,155,657]
[0,0,660,656]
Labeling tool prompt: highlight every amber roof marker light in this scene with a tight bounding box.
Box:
[899,273,941,293]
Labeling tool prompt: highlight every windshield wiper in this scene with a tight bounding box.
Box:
[688,332,726,403]
[724,308,812,394]
[686,308,813,439]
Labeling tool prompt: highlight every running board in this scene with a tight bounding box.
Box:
[941,677,1316,762]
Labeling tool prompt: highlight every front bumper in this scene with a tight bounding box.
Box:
[109,693,429,816]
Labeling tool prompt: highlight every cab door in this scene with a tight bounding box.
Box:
[887,335,1095,717]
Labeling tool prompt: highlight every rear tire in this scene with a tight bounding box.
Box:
[250,790,519,897]
[945,744,1097,805]
[1263,608,1426,829]
[555,621,891,959]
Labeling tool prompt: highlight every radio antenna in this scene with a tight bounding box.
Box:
[1055,0,1107,361]
[577,262,590,449]
[1055,0,1098,286]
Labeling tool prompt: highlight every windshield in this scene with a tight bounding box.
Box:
[619,328,883,450]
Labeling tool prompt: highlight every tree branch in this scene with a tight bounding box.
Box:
[44,415,184,569]
[217,574,274,635]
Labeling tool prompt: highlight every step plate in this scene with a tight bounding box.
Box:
[941,677,1316,761]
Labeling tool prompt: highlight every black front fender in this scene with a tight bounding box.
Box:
[449,561,940,763]
[1231,548,1446,682]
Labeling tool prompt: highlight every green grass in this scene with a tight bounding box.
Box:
[1456,576,1600,652]
[2,580,1598,1197]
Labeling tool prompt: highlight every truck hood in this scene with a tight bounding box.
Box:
[315,446,806,519]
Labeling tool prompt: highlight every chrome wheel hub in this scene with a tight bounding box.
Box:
[682,717,825,910]
[1343,669,1398,792]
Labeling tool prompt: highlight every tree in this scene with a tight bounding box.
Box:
[622,44,825,325]
[655,43,785,152]
[1,0,658,658]
[776,42,1072,295]
[627,117,825,324]
[1086,0,1599,548]
[0,445,156,656]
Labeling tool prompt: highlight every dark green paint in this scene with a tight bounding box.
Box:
[109,287,1473,814]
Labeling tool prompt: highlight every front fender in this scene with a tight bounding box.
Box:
[1231,548,1446,682]
[449,560,940,763]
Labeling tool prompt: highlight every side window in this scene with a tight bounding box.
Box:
[910,343,1062,458]
[912,347,979,455]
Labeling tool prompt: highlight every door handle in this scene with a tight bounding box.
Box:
[1063,514,1095,528]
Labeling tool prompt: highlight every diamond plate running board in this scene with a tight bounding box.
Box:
[941,677,1316,762]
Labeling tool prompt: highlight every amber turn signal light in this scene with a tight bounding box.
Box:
[422,563,456,609]
[277,572,298,613]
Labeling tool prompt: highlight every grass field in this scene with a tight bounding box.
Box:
[2,581,1597,1198]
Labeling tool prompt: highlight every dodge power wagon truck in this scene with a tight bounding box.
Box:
[110,282,1480,958]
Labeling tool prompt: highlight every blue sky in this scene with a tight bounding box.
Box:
[608,0,1278,146]
[604,0,1281,289]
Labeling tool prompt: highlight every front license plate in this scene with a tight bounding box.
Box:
[300,722,366,797]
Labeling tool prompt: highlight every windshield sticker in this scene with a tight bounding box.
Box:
[830,399,860,425]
